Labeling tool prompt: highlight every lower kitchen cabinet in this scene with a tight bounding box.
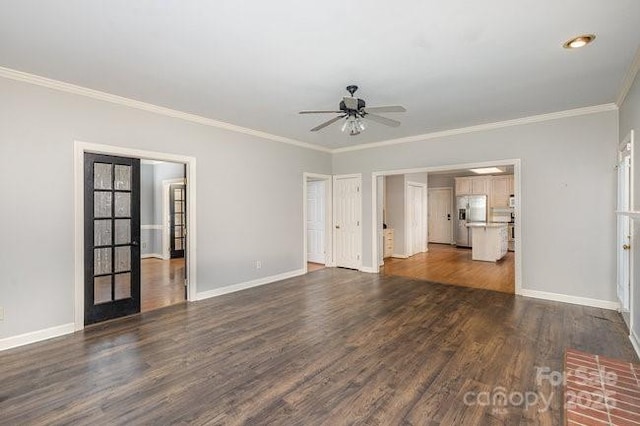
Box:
[383,229,394,258]
[467,223,508,262]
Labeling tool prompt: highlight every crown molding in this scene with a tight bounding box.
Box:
[0,66,331,153]
[616,45,640,107]
[331,103,618,154]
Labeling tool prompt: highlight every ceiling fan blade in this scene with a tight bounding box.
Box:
[364,113,401,127]
[310,115,344,132]
[299,110,342,114]
[363,105,406,113]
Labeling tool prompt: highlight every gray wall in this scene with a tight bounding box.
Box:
[333,110,619,302]
[428,174,455,189]
[619,70,640,339]
[0,76,331,339]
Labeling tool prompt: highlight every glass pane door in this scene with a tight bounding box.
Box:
[169,184,186,259]
[84,153,141,325]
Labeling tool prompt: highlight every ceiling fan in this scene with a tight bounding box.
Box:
[299,85,406,136]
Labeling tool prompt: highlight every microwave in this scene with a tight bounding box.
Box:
[508,195,515,207]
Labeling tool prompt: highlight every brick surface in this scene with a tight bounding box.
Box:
[565,349,640,426]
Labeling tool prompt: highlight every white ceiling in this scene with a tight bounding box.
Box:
[1,1,638,150]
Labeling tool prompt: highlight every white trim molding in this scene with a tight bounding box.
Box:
[391,254,410,259]
[0,323,75,352]
[333,104,617,154]
[0,66,329,154]
[141,224,163,230]
[520,289,620,310]
[617,45,640,107]
[141,253,164,259]
[196,269,305,301]
[0,66,620,156]
[630,330,640,360]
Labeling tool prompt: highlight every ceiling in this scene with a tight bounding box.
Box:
[1,1,639,150]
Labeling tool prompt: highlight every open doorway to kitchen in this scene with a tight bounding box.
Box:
[303,173,333,273]
[374,160,520,295]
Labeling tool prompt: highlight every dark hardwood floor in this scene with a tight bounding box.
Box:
[0,269,636,424]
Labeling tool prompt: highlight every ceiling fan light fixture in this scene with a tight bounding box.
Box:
[563,34,595,49]
[341,116,364,136]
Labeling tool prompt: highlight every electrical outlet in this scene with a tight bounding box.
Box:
[142,241,147,249]
[256,261,262,270]
[0,306,4,321]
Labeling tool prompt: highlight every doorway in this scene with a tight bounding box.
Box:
[373,160,521,295]
[74,141,197,330]
[140,162,187,313]
[303,173,333,273]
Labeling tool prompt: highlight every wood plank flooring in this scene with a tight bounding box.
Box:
[383,243,515,293]
[141,257,186,312]
[307,262,325,272]
[0,269,635,424]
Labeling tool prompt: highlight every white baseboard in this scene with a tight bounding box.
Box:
[391,254,409,259]
[0,323,75,351]
[359,266,378,273]
[141,253,164,259]
[520,289,620,310]
[630,330,640,360]
[196,268,306,301]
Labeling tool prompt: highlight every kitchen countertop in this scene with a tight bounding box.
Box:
[466,222,508,228]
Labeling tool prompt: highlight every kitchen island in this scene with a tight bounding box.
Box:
[466,222,508,262]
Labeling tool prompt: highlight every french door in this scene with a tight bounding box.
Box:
[84,153,141,325]
[169,183,186,259]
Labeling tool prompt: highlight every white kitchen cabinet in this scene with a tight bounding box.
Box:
[471,176,490,195]
[467,223,508,262]
[490,175,514,208]
[383,229,394,258]
[455,177,472,195]
[455,176,489,196]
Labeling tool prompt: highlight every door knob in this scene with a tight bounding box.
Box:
[623,244,631,250]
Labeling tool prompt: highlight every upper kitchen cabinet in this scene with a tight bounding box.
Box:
[490,175,514,208]
[455,176,490,195]
[455,177,472,195]
[471,176,490,195]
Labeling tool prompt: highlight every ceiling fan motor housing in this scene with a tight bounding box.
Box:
[339,98,366,115]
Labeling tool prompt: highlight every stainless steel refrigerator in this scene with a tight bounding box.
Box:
[456,195,487,247]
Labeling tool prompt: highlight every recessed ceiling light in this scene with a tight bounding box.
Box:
[563,34,596,49]
[470,167,503,174]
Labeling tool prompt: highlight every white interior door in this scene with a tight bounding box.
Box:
[428,188,453,244]
[617,133,633,314]
[407,182,426,256]
[307,180,325,264]
[334,175,362,269]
